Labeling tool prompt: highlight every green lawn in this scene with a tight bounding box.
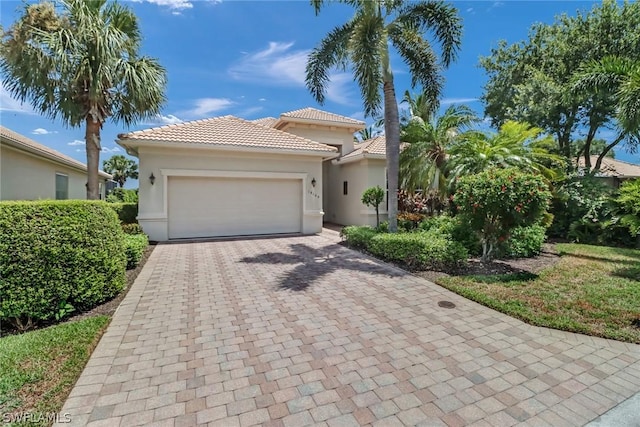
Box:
[437,244,640,343]
[0,316,110,425]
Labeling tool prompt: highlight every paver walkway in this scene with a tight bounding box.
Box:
[57,232,640,426]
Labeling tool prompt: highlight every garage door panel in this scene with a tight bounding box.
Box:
[168,177,302,239]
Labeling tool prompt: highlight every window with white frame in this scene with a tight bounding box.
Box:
[55,173,68,200]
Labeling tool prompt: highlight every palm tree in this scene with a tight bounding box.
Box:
[356,118,384,142]
[0,0,166,199]
[103,155,138,187]
[400,99,477,195]
[447,120,564,183]
[306,0,462,232]
[572,56,640,171]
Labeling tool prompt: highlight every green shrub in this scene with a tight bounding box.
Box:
[455,168,551,261]
[419,215,481,256]
[122,223,145,235]
[125,234,148,269]
[398,212,425,231]
[106,188,138,203]
[498,224,547,258]
[367,231,468,270]
[341,226,377,249]
[108,203,138,224]
[376,221,389,233]
[0,201,126,330]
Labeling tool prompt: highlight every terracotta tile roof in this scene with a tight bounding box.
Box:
[251,117,278,128]
[341,135,387,160]
[118,115,337,154]
[0,125,111,178]
[577,155,640,178]
[279,107,365,128]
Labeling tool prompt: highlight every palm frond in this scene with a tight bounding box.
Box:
[349,11,384,117]
[305,21,354,105]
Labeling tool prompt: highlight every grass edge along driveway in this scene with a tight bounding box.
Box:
[437,243,640,344]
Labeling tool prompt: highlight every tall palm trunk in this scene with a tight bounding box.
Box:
[383,79,400,233]
[85,118,102,200]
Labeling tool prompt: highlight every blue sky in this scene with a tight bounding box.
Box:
[1,0,638,186]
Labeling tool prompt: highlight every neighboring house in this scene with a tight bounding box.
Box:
[0,126,111,200]
[577,155,640,188]
[117,108,389,241]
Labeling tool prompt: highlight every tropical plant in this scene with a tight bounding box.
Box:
[480,0,640,168]
[356,118,384,141]
[400,101,477,194]
[103,155,138,188]
[454,168,551,261]
[0,0,166,199]
[615,179,640,238]
[306,0,462,232]
[572,56,640,171]
[362,186,386,227]
[447,120,565,183]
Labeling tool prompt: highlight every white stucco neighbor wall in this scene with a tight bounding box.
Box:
[325,158,388,227]
[0,144,107,200]
[136,146,324,241]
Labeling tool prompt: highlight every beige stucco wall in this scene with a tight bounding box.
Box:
[136,145,324,241]
[283,125,355,156]
[0,144,106,200]
[324,158,388,227]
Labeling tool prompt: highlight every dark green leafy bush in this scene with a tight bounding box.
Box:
[419,214,481,255]
[106,188,138,203]
[367,231,468,269]
[108,203,138,224]
[122,223,145,235]
[455,168,551,261]
[498,224,547,258]
[341,226,377,249]
[0,201,126,330]
[125,234,148,269]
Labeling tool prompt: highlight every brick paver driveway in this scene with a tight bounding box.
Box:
[58,231,640,426]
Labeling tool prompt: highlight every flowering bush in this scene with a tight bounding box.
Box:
[454,168,551,261]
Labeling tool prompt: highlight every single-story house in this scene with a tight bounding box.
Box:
[117,108,389,241]
[577,155,640,187]
[0,126,111,200]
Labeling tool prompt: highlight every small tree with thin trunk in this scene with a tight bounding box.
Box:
[454,169,551,261]
[362,186,386,227]
[103,155,138,188]
[0,0,166,199]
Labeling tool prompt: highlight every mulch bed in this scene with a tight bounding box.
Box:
[0,244,156,337]
[415,243,561,283]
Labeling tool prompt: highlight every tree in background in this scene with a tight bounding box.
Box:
[480,0,640,170]
[572,56,640,171]
[0,0,166,199]
[400,102,477,195]
[447,121,565,183]
[103,155,138,188]
[306,0,462,232]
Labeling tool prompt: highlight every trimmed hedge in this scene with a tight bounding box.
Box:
[108,203,138,224]
[122,223,144,235]
[125,234,148,269]
[341,226,377,249]
[419,215,481,256]
[498,224,547,259]
[342,226,468,270]
[367,232,468,269]
[0,201,126,329]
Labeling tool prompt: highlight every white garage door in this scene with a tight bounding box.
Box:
[168,176,302,239]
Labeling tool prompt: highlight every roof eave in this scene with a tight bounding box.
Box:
[116,138,338,158]
[332,152,386,165]
[2,136,111,179]
[275,116,365,132]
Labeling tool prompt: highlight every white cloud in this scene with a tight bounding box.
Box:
[131,0,221,12]
[146,114,183,125]
[68,139,85,146]
[0,82,33,114]
[101,146,121,153]
[441,97,479,106]
[229,42,355,105]
[259,98,267,102]
[32,128,57,135]
[237,106,264,118]
[466,7,474,12]
[181,98,234,118]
